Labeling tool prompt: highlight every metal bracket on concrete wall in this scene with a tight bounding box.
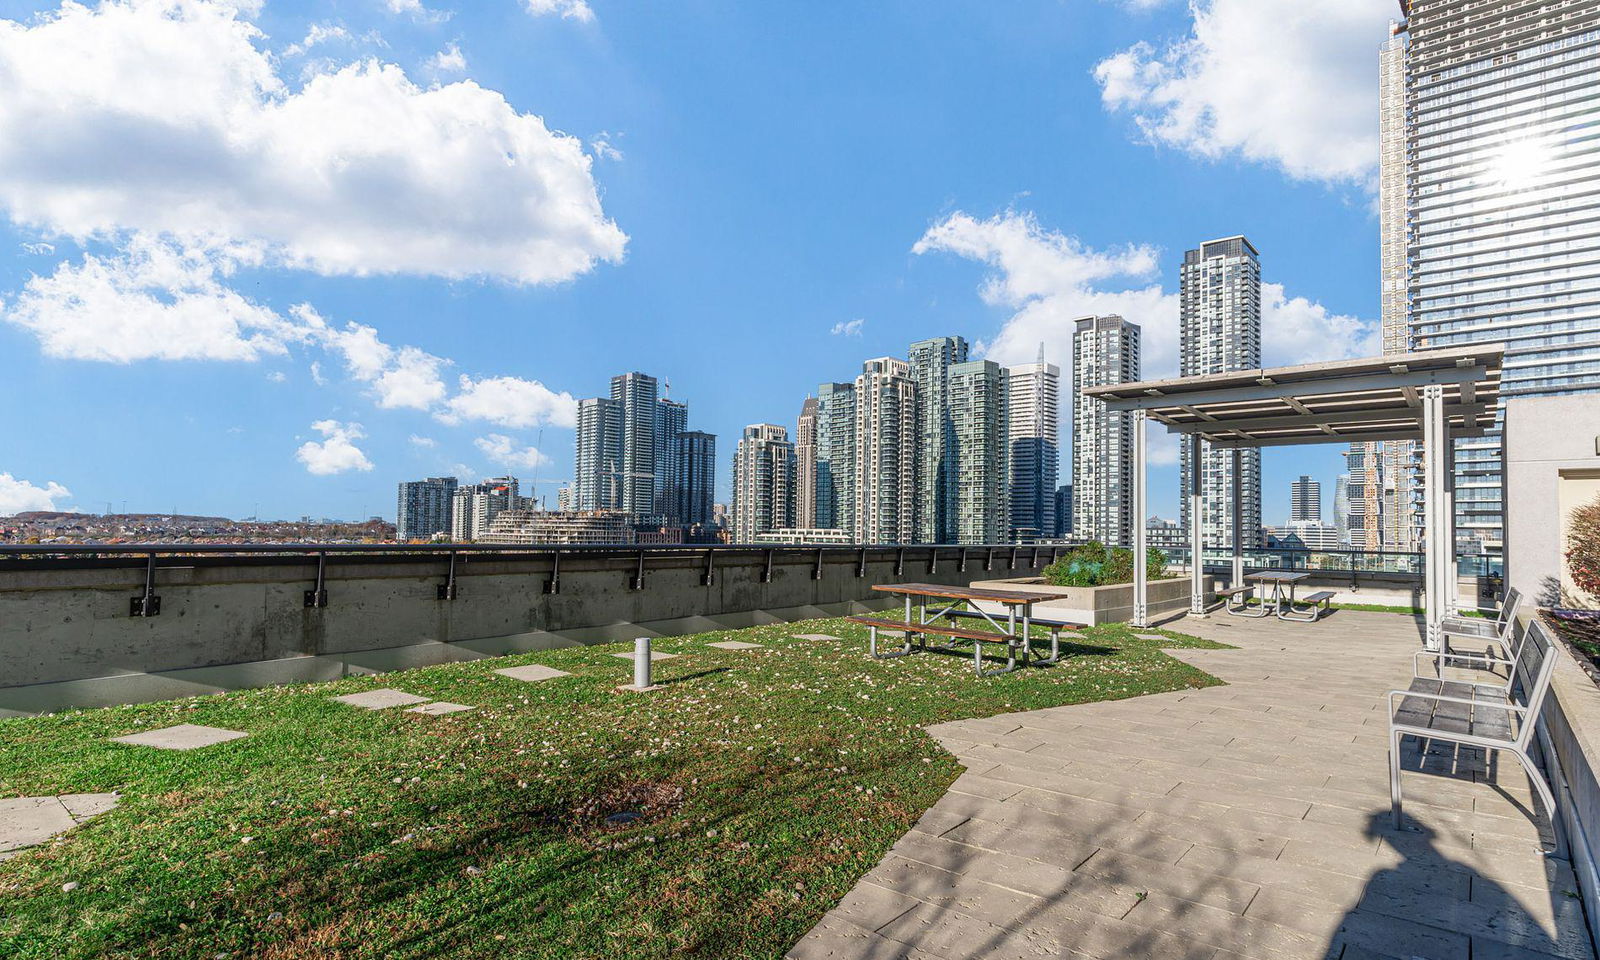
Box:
[437,552,458,601]
[1031,547,1039,569]
[630,550,646,591]
[813,548,824,580]
[1009,547,1018,571]
[303,552,328,608]
[985,547,994,572]
[701,549,716,587]
[857,548,867,578]
[928,548,938,575]
[129,552,161,617]
[543,551,561,594]
[761,549,774,584]
[896,548,905,577]
[958,548,967,573]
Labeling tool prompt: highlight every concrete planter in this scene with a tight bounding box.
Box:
[966,575,1214,626]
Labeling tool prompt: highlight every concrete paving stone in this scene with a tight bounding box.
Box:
[1123,890,1329,960]
[946,776,1023,803]
[610,651,679,662]
[493,664,572,682]
[1323,906,1471,960]
[1165,780,1315,821]
[110,723,249,750]
[1075,847,1261,914]
[785,914,943,960]
[997,911,1223,960]
[331,689,431,710]
[874,901,1017,958]
[706,640,764,650]
[793,634,842,642]
[1130,809,1293,862]
[0,797,76,852]
[406,701,476,715]
[867,855,1039,919]
[56,792,118,822]
[830,881,922,933]
[1175,842,1369,906]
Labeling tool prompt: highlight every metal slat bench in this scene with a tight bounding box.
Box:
[1440,586,1522,662]
[1278,590,1335,623]
[1388,619,1558,830]
[1218,585,1258,616]
[847,616,1036,676]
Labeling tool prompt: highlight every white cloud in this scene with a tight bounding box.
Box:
[385,0,451,24]
[409,434,436,448]
[309,309,449,410]
[296,420,373,475]
[266,370,286,382]
[524,0,594,23]
[440,375,578,429]
[914,210,1179,377]
[1094,0,1390,184]
[0,0,625,284]
[590,132,623,162]
[19,241,52,255]
[1,236,310,362]
[0,472,71,515]
[309,360,326,386]
[426,42,466,73]
[831,318,865,337]
[474,433,550,471]
[914,210,1377,386]
[1261,283,1379,365]
[283,22,348,57]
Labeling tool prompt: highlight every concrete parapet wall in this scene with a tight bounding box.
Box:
[0,545,1053,689]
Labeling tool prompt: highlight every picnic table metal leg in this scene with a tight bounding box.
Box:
[869,624,913,659]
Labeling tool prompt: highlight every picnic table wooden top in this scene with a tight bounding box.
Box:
[870,582,1045,605]
[1247,570,1312,584]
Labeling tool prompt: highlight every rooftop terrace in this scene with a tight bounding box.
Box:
[1,608,1589,959]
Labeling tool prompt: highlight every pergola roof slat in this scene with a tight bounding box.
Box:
[1085,345,1502,447]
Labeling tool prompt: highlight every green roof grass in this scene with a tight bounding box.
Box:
[0,618,1226,959]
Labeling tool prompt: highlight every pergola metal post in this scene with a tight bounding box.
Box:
[1444,431,1458,617]
[1230,447,1244,589]
[1188,434,1205,614]
[1133,411,1149,628]
[1422,385,1446,651]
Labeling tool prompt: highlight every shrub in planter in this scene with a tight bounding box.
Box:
[1568,493,1600,598]
[1042,541,1166,588]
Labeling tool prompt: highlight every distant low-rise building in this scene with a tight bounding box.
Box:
[751,527,854,544]
[476,510,632,545]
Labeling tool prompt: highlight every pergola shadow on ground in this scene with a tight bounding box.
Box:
[1086,345,1503,648]
[788,611,1591,960]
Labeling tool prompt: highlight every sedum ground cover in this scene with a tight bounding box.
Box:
[0,618,1224,959]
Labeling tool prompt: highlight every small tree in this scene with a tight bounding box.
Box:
[1568,493,1600,599]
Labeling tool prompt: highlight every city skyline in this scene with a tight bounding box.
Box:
[1,0,1412,529]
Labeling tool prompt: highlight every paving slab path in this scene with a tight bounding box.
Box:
[1,793,119,861]
[788,610,1595,960]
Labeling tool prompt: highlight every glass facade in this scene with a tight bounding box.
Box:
[1402,2,1600,553]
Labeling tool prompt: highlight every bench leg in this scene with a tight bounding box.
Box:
[870,625,913,660]
[1390,728,1404,830]
[1031,627,1061,666]
[974,639,1018,677]
[1513,748,1558,826]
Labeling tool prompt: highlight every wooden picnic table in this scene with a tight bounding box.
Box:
[848,582,1083,676]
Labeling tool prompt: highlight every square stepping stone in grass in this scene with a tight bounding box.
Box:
[611,651,678,661]
[110,724,248,751]
[793,634,841,642]
[407,702,476,715]
[493,664,571,682]
[707,641,763,650]
[332,689,431,710]
[1132,633,1170,642]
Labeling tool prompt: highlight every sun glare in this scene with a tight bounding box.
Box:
[1487,138,1548,190]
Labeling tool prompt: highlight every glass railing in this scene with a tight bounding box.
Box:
[1128,544,1502,580]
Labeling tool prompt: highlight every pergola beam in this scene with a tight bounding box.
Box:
[1096,365,1491,411]
[1160,403,1491,436]
[1202,423,1490,449]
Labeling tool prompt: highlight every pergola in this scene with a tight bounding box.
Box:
[1085,344,1505,648]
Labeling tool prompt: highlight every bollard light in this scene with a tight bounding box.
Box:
[634,637,652,690]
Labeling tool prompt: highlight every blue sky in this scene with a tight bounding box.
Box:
[0,0,1395,525]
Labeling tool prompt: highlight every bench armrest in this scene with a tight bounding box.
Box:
[1414,650,1508,671]
[1388,689,1524,714]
